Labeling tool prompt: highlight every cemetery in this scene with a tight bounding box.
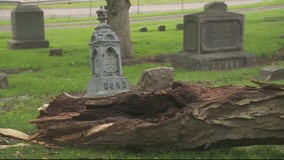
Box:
[0,0,284,159]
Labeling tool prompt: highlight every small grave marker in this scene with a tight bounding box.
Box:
[258,66,284,81]
[176,23,184,30]
[158,25,166,31]
[49,49,63,56]
[139,26,148,32]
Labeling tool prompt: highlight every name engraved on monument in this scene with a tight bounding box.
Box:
[208,58,245,70]
[202,21,241,52]
[103,79,128,90]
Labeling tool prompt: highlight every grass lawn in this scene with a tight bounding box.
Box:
[0,2,284,159]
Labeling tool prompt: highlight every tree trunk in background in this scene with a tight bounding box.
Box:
[30,82,284,149]
[106,0,133,59]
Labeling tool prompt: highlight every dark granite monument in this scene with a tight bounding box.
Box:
[171,2,256,70]
[85,7,129,97]
[8,5,49,49]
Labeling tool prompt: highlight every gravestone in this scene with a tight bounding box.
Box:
[85,7,129,97]
[257,66,284,81]
[0,73,8,88]
[139,26,148,32]
[137,67,174,91]
[49,49,63,56]
[176,23,184,30]
[171,2,256,71]
[8,5,49,49]
[158,25,166,32]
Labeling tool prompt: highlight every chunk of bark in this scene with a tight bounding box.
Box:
[30,82,284,149]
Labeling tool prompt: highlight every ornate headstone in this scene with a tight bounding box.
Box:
[171,2,256,70]
[86,7,129,97]
[8,5,49,49]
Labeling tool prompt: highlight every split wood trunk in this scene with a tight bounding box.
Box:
[30,82,284,149]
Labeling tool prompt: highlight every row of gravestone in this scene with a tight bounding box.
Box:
[139,23,184,32]
[4,2,284,97]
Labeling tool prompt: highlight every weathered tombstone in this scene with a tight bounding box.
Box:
[176,23,184,30]
[257,66,284,81]
[8,5,49,49]
[0,73,8,88]
[170,2,256,71]
[49,49,63,56]
[85,7,129,97]
[158,25,166,32]
[139,26,148,32]
[137,67,174,91]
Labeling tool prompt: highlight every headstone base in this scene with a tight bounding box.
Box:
[171,51,256,71]
[86,76,129,97]
[8,39,49,49]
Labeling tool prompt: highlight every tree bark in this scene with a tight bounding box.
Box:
[106,0,133,59]
[30,82,284,149]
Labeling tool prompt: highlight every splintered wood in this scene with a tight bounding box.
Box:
[30,82,284,149]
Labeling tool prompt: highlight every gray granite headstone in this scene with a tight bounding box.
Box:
[258,66,284,81]
[0,73,8,88]
[170,2,256,71]
[137,67,174,91]
[86,7,129,97]
[8,5,49,49]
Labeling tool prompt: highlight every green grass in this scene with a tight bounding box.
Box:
[0,2,284,159]
[0,144,283,159]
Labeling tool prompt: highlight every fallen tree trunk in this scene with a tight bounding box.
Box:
[30,82,284,149]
